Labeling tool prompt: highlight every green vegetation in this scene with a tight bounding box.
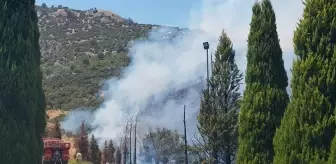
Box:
[88,135,101,164]
[0,0,46,163]
[197,30,242,163]
[102,140,116,163]
[34,5,185,110]
[42,51,130,110]
[37,6,142,110]
[328,138,336,164]
[139,128,184,163]
[69,159,92,164]
[75,121,90,160]
[237,0,289,163]
[272,0,336,163]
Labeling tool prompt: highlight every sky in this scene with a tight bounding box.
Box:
[36,0,202,27]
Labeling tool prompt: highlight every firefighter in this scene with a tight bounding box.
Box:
[76,151,83,163]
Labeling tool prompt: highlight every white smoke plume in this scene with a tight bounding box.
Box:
[61,0,304,145]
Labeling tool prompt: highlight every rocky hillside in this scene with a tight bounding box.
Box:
[37,5,184,110]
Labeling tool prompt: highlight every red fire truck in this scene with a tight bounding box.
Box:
[42,137,70,164]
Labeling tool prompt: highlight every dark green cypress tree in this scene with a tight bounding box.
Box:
[197,30,242,163]
[237,0,289,163]
[0,0,46,163]
[273,0,336,163]
[33,3,47,162]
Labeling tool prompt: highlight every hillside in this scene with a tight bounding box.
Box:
[37,5,184,110]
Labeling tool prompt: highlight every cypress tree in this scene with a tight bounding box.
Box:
[0,0,46,163]
[33,0,47,162]
[273,0,336,163]
[198,30,242,163]
[237,0,289,163]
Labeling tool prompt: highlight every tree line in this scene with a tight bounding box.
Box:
[195,0,336,164]
[45,120,187,164]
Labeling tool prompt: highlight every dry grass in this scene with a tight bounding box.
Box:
[46,109,69,120]
[62,135,77,159]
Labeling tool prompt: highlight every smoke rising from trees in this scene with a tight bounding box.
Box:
[61,0,304,145]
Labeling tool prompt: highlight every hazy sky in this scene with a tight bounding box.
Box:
[36,0,202,27]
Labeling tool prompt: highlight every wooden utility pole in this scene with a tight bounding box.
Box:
[183,105,188,164]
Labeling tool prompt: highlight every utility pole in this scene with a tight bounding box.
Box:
[203,42,210,91]
[129,121,132,164]
[123,125,127,164]
[133,115,137,164]
[183,105,188,164]
[211,52,214,72]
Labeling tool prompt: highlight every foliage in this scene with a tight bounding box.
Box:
[116,148,122,164]
[75,121,90,160]
[34,5,185,110]
[0,0,46,163]
[101,141,108,164]
[88,134,101,164]
[237,0,289,163]
[107,139,116,163]
[68,159,92,164]
[139,128,184,164]
[42,52,130,110]
[328,137,336,164]
[272,0,336,163]
[102,139,116,163]
[197,30,242,164]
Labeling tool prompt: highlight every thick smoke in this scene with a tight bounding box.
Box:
[61,0,304,145]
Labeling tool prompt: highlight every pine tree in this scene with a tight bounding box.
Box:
[197,30,242,163]
[88,134,101,164]
[116,148,122,164]
[75,121,89,160]
[107,139,116,163]
[273,0,336,163]
[101,141,108,164]
[237,0,289,163]
[0,0,46,163]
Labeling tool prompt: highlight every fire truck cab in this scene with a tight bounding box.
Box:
[42,137,70,164]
